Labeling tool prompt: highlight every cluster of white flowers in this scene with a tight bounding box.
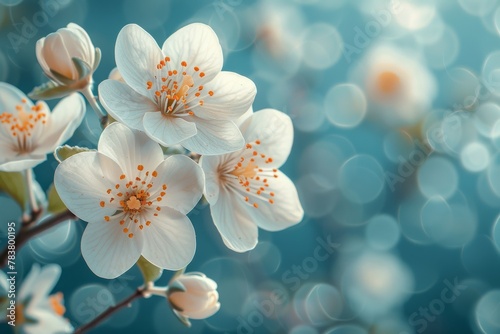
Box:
[0,22,303,331]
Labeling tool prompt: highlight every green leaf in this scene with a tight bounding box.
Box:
[72,57,92,80]
[47,184,66,214]
[54,145,92,163]
[49,69,74,86]
[172,310,191,327]
[28,81,75,100]
[161,145,187,156]
[136,256,163,283]
[0,171,26,210]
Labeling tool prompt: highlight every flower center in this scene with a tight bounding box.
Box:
[145,57,214,117]
[100,164,167,239]
[376,71,400,95]
[49,292,66,316]
[0,99,47,153]
[228,139,279,209]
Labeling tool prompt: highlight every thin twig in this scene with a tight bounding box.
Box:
[73,287,146,334]
[0,210,75,267]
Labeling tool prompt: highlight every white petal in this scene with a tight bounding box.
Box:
[151,155,203,214]
[199,154,231,205]
[24,310,73,334]
[240,109,294,168]
[35,38,50,75]
[181,117,244,155]
[193,72,256,121]
[188,302,221,319]
[67,23,95,65]
[28,265,62,306]
[98,122,164,176]
[116,24,163,97]
[0,82,34,110]
[143,112,197,146]
[33,93,85,154]
[162,23,222,84]
[81,218,143,279]
[248,171,303,231]
[98,79,158,131]
[54,152,123,223]
[142,207,195,270]
[42,32,77,80]
[210,188,258,252]
[18,263,41,302]
[0,155,46,172]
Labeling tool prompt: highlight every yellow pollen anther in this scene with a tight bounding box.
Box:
[100,201,105,207]
[137,165,144,171]
[128,233,134,238]
[152,171,158,177]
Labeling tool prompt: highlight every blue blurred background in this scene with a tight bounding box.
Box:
[2,0,500,333]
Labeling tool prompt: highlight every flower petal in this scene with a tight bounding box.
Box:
[27,265,61,306]
[33,93,85,155]
[54,152,123,223]
[162,23,223,85]
[35,38,50,75]
[142,207,195,270]
[42,32,77,80]
[240,109,294,168]
[0,155,46,172]
[0,82,34,110]
[18,263,41,302]
[181,117,244,155]
[193,72,256,121]
[81,218,143,279]
[24,309,73,334]
[199,154,231,205]
[247,170,303,231]
[151,155,203,214]
[143,112,197,146]
[98,122,164,176]
[116,24,163,96]
[210,188,258,252]
[98,79,158,131]
[67,23,95,65]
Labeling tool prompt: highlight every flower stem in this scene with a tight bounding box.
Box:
[0,210,75,267]
[146,286,168,297]
[25,168,39,215]
[73,287,146,334]
[80,85,108,129]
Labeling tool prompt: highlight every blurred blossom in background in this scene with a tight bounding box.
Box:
[3,0,500,333]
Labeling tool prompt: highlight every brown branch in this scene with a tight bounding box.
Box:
[0,210,76,267]
[73,287,146,334]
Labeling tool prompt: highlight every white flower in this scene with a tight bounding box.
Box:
[54,122,204,279]
[0,82,85,172]
[98,23,256,155]
[36,23,98,91]
[168,272,220,320]
[0,264,72,334]
[350,44,437,126]
[200,109,303,252]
